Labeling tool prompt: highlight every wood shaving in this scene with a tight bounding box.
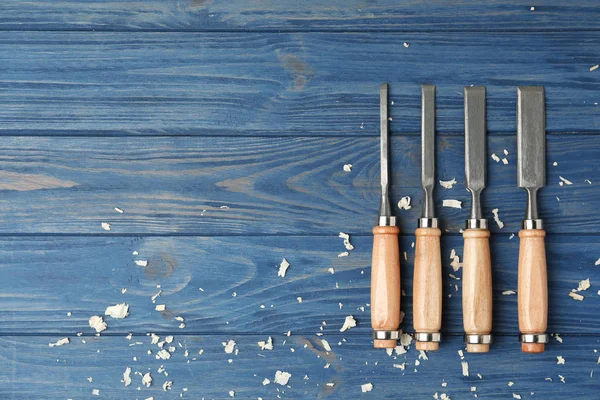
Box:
[442,199,462,209]
[492,208,504,229]
[162,381,173,391]
[403,42,409,48]
[155,304,166,311]
[461,361,469,377]
[569,292,584,301]
[49,337,69,347]
[326,382,335,387]
[343,164,352,172]
[559,375,565,383]
[502,290,516,295]
[419,350,428,360]
[502,158,509,165]
[338,251,349,257]
[585,179,592,184]
[142,373,152,387]
[89,316,107,333]
[508,382,514,386]
[123,367,132,387]
[398,196,412,210]
[328,267,335,274]
[591,65,599,72]
[340,315,357,332]
[577,278,591,292]
[361,383,373,393]
[321,339,332,351]
[223,339,236,354]
[552,334,563,343]
[278,258,290,277]
[504,149,509,155]
[393,363,406,370]
[258,337,273,350]
[262,378,270,386]
[491,153,500,162]
[114,207,124,213]
[101,222,111,231]
[135,260,148,267]
[105,303,129,319]
[595,258,600,266]
[156,349,171,360]
[400,332,412,347]
[450,249,462,272]
[557,356,565,364]
[339,232,354,250]
[274,370,291,386]
[439,178,457,189]
[559,176,573,185]
[513,395,522,399]
[92,389,100,396]
[229,390,235,397]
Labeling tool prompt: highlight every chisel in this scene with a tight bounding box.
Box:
[462,86,493,353]
[371,83,401,348]
[517,86,549,353]
[413,84,442,351]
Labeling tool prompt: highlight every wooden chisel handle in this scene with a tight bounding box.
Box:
[462,228,493,353]
[413,227,442,350]
[518,229,548,353]
[371,225,401,348]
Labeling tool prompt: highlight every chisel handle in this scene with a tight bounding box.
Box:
[518,229,548,353]
[462,229,493,353]
[413,227,442,350]
[371,225,401,348]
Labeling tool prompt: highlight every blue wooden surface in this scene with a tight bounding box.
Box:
[1,2,599,399]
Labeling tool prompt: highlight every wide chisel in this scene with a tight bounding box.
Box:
[517,86,549,353]
[413,84,442,351]
[462,86,493,353]
[371,83,401,348]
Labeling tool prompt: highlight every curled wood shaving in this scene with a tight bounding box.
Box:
[492,208,504,229]
[49,337,69,347]
[398,196,412,210]
[340,315,357,332]
[442,199,462,209]
[439,178,457,189]
[343,164,352,172]
[278,258,290,277]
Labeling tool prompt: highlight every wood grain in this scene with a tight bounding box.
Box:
[0,135,595,235]
[412,227,442,351]
[0,234,598,335]
[462,229,493,353]
[1,1,599,32]
[1,32,600,136]
[0,334,597,400]
[371,226,401,348]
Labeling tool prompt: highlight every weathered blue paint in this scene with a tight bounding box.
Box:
[0,2,598,399]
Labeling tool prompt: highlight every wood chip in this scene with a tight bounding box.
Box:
[123,367,132,387]
[461,361,469,377]
[49,337,69,347]
[577,278,591,292]
[557,356,565,364]
[340,315,357,332]
[223,339,236,354]
[88,316,107,333]
[278,258,290,277]
[257,337,273,350]
[591,65,599,72]
[135,260,148,267]
[559,176,573,185]
[439,178,457,189]
[101,222,111,231]
[321,339,332,352]
[105,303,129,319]
[491,153,500,162]
[492,208,504,229]
[343,164,353,172]
[442,199,462,209]
[339,232,354,250]
[569,292,584,301]
[142,372,152,387]
[274,370,291,385]
[361,383,373,393]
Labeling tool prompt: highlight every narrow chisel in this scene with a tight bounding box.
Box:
[371,83,401,348]
[413,84,442,351]
[462,86,493,353]
[517,86,549,353]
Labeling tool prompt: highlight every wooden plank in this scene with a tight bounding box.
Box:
[1,334,598,399]
[1,235,598,334]
[1,32,599,136]
[0,136,595,235]
[1,1,599,32]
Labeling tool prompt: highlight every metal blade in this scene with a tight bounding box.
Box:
[517,86,546,190]
[421,84,436,218]
[378,83,392,221]
[464,86,486,220]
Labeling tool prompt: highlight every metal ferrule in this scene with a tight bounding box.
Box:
[519,333,549,343]
[372,330,400,340]
[378,216,397,227]
[465,218,488,230]
[522,219,543,230]
[464,334,492,344]
[414,332,441,343]
[418,217,438,229]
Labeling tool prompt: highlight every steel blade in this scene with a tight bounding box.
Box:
[464,86,487,194]
[421,84,436,218]
[517,86,546,190]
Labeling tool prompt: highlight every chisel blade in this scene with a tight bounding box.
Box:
[421,84,436,219]
[377,83,393,224]
[464,86,486,220]
[517,87,546,190]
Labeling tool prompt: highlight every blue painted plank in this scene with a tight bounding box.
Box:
[1,334,598,399]
[0,235,598,334]
[1,32,599,136]
[0,136,595,234]
[0,1,599,32]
